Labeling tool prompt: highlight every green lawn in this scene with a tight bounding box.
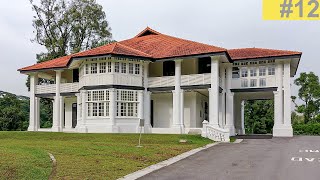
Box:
[0,132,212,180]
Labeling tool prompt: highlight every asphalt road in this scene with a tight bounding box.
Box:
[139,136,320,180]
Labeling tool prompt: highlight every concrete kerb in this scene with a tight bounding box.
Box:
[118,142,220,180]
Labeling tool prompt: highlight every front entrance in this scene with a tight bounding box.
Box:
[72,103,77,128]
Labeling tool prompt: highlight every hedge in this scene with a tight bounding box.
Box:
[293,123,320,135]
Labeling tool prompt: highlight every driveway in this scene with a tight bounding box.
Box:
[139,136,320,180]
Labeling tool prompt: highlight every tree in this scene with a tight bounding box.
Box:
[292,72,320,124]
[27,0,113,127]
[244,100,274,134]
[30,0,112,62]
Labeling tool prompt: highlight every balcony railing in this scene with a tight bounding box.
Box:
[231,76,276,89]
[148,73,211,88]
[36,83,79,94]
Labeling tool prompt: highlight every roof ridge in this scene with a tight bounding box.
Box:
[228,47,302,54]
[161,33,227,51]
[116,42,152,57]
[134,27,162,38]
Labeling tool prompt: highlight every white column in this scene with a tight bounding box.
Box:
[241,100,245,135]
[143,62,152,133]
[75,93,81,128]
[283,61,292,126]
[59,96,64,130]
[209,56,219,127]
[52,70,62,132]
[172,60,183,133]
[274,62,283,129]
[225,64,235,135]
[34,97,40,131]
[180,90,185,133]
[109,88,118,132]
[138,90,144,120]
[28,73,38,131]
[219,65,226,128]
[77,90,88,133]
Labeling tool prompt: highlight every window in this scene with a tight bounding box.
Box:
[87,90,110,117]
[107,62,112,72]
[250,68,257,77]
[241,79,248,87]
[268,66,275,75]
[241,69,248,77]
[260,78,266,87]
[100,62,106,73]
[232,67,240,78]
[250,79,257,87]
[115,62,120,73]
[129,63,134,74]
[135,64,140,75]
[85,64,90,74]
[116,90,138,117]
[91,63,97,74]
[121,63,127,73]
[259,67,266,76]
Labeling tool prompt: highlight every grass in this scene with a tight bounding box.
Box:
[0,132,212,180]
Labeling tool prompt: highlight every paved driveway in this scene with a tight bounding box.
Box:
[139,136,320,180]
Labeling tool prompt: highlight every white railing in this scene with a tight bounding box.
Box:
[148,76,175,87]
[36,83,79,94]
[80,74,143,87]
[148,73,212,88]
[201,120,230,142]
[231,76,276,89]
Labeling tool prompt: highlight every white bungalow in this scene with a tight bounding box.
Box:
[19,27,302,142]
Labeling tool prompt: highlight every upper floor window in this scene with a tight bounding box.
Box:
[100,62,106,73]
[121,62,127,73]
[259,67,266,76]
[107,62,112,72]
[241,79,248,87]
[91,63,97,74]
[268,66,275,75]
[85,64,90,74]
[241,69,248,77]
[115,62,120,73]
[250,79,257,87]
[250,68,257,77]
[232,67,240,78]
[260,78,266,87]
[135,64,140,75]
[129,63,134,74]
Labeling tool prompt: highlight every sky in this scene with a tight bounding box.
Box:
[0,0,319,97]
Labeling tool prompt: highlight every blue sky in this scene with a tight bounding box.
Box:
[0,0,318,96]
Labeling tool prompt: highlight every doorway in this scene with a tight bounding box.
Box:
[72,103,77,128]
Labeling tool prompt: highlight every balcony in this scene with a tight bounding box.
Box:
[148,73,211,88]
[79,74,143,87]
[231,76,276,89]
[36,83,79,94]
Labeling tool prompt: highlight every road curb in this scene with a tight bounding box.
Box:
[118,142,220,180]
[234,139,244,143]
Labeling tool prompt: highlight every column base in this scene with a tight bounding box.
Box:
[273,125,293,137]
[76,126,88,133]
[51,126,62,132]
[171,125,185,134]
[224,125,236,136]
[144,124,153,133]
[27,126,37,132]
[112,125,119,133]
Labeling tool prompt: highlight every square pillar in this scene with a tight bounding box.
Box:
[219,65,226,128]
[52,70,62,132]
[172,59,184,133]
[75,93,81,128]
[77,90,88,133]
[109,88,118,132]
[240,100,245,135]
[225,64,235,135]
[143,62,152,133]
[209,56,220,127]
[59,96,65,130]
[28,73,39,131]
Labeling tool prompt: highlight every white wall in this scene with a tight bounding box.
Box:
[151,93,173,128]
[195,92,209,128]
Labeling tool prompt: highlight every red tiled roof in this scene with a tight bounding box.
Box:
[228,48,302,61]
[19,27,226,72]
